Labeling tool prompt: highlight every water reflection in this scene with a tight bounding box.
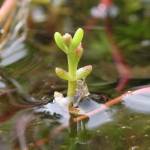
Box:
[0,0,30,67]
[0,79,150,149]
[123,87,150,114]
[36,97,113,129]
[78,99,113,129]
[0,36,27,67]
[0,79,6,89]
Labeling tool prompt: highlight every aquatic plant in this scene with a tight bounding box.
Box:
[54,28,92,104]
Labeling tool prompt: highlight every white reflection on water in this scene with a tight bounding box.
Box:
[79,99,113,129]
[0,0,30,67]
[35,98,113,129]
[0,37,27,67]
[123,87,150,114]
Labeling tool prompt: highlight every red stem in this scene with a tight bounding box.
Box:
[74,94,123,122]
[104,18,132,91]
[100,0,112,6]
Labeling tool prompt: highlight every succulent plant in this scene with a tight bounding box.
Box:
[54,28,92,104]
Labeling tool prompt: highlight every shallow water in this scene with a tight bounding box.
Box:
[0,0,150,150]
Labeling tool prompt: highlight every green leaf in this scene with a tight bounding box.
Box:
[55,67,69,80]
[76,65,92,80]
[54,32,68,53]
[70,28,84,51]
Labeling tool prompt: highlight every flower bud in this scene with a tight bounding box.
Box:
[75,43,83,58]
[76,65,92,80]
[55,67,69,80]
[63,33,72,47]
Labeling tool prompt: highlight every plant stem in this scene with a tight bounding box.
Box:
[67,54,77,99]
[67,81,76,97]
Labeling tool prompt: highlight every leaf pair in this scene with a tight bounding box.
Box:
[54,28,92,98]
[54,28,84,54]
[55,65,92,81]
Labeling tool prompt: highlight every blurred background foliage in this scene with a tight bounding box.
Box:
[29,0,150,61]
[27,0,150,81]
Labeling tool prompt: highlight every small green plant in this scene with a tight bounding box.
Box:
[54,28,92,104]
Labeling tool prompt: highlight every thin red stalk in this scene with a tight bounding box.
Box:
[104,19,132,91]
[74,95,123,122]
[84,0,131,92]
[100,0,112,6]
[15,114,34,150]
